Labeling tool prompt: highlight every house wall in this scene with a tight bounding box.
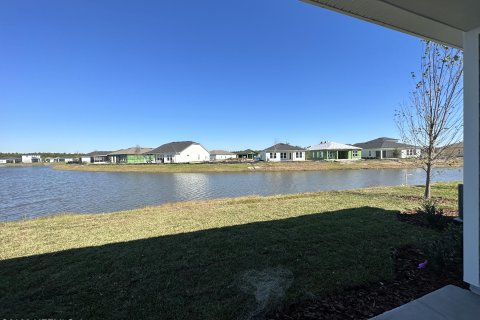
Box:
[156,144,210,163]
[361,148,419,159]
[400,149,421,158]
[21,155,41,163]
[81,157,91,163]
[114,154,155,164]
[308,150,362,160]
[261,151,305,161]
[210,154,237,161]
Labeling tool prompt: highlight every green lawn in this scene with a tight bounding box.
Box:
[0,183,459,319]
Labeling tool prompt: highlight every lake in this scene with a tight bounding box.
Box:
[0,165,463,221]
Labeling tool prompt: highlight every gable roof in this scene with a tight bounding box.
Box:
[209,150,236,156]
[235,149,258,155]
[308,141,361,151]
[354,137,415,149]
[263,143,305,152]
[85,151,112,157]
[149,141,201,154]
[109,147,153,155]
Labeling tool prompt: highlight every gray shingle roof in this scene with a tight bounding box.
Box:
[263,143,305,152]
[149,141,199,154]
[354,137,415,149]
[209,150,236,155]
[307,141,361,151]
[85,151,112,157]
[108,147,153,155]
[235,149,258,155]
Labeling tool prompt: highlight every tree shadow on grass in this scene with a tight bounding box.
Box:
[0,207,432,320]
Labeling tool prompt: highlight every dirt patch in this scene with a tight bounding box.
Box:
[239,267,293,320]
[265,246,466,320]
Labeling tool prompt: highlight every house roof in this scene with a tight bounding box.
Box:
[209,150,236,156]
[263,143,306,152]
[85,151,112,157]
[447,142,464,148]
[235,149,258,155]
[109,147,153,155]
[303,0,480,48]
[308,141,361,151]
[354,137,415,149]
[149,141,201,154]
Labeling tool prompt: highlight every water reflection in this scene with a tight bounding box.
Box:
[0,166,463,221]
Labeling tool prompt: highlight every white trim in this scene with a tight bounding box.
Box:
[463,26,480,288]
[302,0,463,48]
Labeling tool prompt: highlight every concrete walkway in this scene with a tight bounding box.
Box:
[371,285,480,320]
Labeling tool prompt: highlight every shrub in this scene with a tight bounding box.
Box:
[417,199,449,230]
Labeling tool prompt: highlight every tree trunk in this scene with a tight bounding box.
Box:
[425,162,432,199]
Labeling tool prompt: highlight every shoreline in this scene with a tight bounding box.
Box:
[51,159,464,174]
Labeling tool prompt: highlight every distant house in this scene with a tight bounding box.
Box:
[260,143,306,162]
[307,141,362,160]
[148,141,210,163]
[22,154,42,163]
[235,149,259,160]
[83,151,112,164]
[209,150,237,161]
[442,142,464,158]
[0,158,21,164]
[80,155,91,164]
[354,137,420,159]
[109,147,154,164]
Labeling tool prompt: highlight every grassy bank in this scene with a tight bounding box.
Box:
[52,158,463,173]
[0,183,459,319]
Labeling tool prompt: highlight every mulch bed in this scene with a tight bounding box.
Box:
[266,214,466,320]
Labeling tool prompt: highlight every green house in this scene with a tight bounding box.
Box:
[109,147,155,164]
[307,141,362,160]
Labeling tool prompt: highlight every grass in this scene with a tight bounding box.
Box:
[52,158,463,173]
[0,182,460,319]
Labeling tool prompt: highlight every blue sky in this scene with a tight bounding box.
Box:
[0,0,423,153]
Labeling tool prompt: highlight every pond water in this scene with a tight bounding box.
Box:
[0,165,463,221]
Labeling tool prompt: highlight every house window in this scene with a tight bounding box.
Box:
[368,151,371,157]
[269,153,273,158]
[296,152,303,158]
[328,151,336,158]
[280,152,287,159]
[406,149,415,156]
[352,150,358,157]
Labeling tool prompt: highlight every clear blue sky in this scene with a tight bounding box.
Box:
[0,0,423,153]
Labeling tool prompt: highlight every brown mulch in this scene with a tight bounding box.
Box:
[266,214,466,320]
[397,210,459,228]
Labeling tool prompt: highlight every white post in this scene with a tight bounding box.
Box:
[463,26,480,293]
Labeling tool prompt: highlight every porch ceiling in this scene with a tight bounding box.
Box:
[302,0,480,48]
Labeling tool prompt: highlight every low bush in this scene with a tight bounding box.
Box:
[417,199,449,230]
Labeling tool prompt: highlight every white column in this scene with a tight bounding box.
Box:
[464,26,480,292]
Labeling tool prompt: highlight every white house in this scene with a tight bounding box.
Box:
[0,158,21,164]
[354,137,420,159]
[21,154,42,163]
[261,143,306,162]
[209,150,237,161]
[82,151,112,164]
[149,141,210,163]
[80,156,91,164]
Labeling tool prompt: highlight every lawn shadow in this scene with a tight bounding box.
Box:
[0,206,432,320]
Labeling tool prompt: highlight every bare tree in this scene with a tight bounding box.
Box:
[395,40,463,199]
